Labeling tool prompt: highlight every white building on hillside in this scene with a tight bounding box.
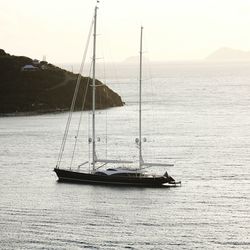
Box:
[21,65,39,71]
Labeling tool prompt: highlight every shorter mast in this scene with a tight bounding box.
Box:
[139,26,143,169]
[92,5,98,171]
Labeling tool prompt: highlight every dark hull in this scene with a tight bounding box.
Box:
[54,168,175,187]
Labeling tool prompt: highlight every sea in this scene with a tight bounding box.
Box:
[0,61,249,249]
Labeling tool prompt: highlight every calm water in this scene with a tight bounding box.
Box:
[0,62,249,249]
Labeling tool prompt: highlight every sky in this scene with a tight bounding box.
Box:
[1,0,250,63]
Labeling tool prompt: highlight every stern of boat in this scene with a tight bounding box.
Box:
[164,173,181,186]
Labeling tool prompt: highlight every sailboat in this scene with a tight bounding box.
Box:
[54,4,181,187]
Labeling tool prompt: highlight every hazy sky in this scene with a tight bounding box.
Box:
[1,0,250,63]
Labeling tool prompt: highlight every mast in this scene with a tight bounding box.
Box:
[92,5,98,171]
[139,26,143,169]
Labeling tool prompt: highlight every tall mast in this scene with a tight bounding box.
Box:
[139,26,143,169]
[92,5,98,171]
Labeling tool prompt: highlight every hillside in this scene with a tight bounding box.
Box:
[0,49,123,115]
[206,47,250,61]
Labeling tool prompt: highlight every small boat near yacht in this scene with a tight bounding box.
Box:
[54,3,181,187]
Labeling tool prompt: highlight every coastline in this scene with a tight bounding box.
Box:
[0,103,125,117]
[0,109,68,117]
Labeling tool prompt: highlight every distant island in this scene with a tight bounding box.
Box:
[206,47,250,61]
[0,49,123,115]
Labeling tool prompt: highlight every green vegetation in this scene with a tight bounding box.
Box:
[0,49,123,114]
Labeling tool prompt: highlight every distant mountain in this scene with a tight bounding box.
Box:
[206,47,250,61]
[0,49,123,115]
